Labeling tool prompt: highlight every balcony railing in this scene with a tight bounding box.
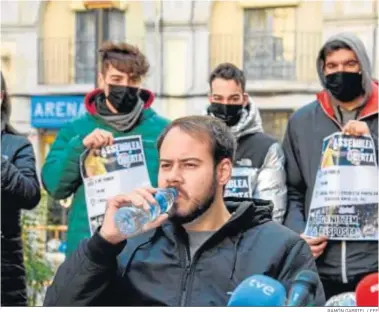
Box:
[38,38,73,85]
[38,32,322,86]
[210,31,322,83]
[38,37,145,85]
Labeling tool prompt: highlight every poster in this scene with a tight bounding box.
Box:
[80,135,151,234]
[224,167,255,198]
[304,133,378,240]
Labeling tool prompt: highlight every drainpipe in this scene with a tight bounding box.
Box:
[159,0,164,95]
[94,8,104,88]
[185,0,196,94]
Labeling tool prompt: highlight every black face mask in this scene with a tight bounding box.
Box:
[207,103,245,127]
[106,85,140,114]
[325,72,364,102]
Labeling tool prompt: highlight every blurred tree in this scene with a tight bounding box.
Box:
[21,190,54,306]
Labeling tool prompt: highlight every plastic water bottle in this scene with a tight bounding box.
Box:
[114,188,178,237]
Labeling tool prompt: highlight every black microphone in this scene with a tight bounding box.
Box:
[286,270,319,306]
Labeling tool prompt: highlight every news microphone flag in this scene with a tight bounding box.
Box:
[286,270,319,307]
[355,272,379,307]
[227,274,286,307]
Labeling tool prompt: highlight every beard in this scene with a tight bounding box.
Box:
[168,173,217,225]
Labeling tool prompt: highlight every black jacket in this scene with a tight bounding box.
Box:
[234,132,286,223]
[282,84,378,282]
[208,100,287,223]
[1,131,41,306]
[44,199,325,306]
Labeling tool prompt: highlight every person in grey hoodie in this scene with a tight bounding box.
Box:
[282,32,378,299]
[206,63,287,223]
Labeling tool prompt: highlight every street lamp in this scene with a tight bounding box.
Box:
[83,1,117,87]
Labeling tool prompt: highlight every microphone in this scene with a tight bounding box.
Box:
[227,274,287,306]
[286,270,319,306]
[325,292,356,306]
[355,273,379,307]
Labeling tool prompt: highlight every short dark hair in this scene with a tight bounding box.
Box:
[209,63,246,92]
[99,41,150,80]
[157,116,237,165]
[320,40,352,64]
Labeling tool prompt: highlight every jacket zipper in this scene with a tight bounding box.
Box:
[180,238,218,306]
[179,246,191,306]
[319,104,343,131]
[178,239,214,306]
[319,101,377,129]
[341,241,348,283]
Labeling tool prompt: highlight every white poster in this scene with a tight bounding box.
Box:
[224,167,255,198]
[80,135,151,235]
[304,133,378,241]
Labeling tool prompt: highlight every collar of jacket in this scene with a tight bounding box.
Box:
[316,80,378,123]
[84,88,155,115]
[160,198,273,244]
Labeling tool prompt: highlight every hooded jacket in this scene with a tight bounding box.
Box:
[1,131,41,306]
[282,33,378,283]
[41,89,169,256]
[208,100,287,223]
[43,198,325,307]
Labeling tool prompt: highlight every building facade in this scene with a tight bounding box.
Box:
[1,0,378,174]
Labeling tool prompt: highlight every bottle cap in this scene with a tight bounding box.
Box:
[155,187,178,213]
[166,187,178,198]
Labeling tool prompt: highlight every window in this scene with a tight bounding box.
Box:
[0,0,19,24]
[322,0,337,16]
[243,7,296,81]
[103,9,125,42]
[75,11,96,84]
[75,9,125,84]
[260,110,293,141]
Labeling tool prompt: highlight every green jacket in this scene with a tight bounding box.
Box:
[41,89,169,256]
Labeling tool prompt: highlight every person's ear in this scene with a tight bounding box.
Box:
[216,158,233,186]
[208,93,213,104]
[98,72,105,90]
[243,92,249,105]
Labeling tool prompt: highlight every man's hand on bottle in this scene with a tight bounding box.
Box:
[300,234,328,258]
[99,187,169,245]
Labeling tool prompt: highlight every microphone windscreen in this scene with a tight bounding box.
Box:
[286,270,319,306]
[227,274,287,307]
[355,273,379,307]
[325,292,356,306]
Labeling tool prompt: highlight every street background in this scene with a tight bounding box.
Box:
[1,0,378,306]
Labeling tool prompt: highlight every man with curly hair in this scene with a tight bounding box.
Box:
[42,42,169,255]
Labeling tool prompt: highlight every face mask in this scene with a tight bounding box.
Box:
[325,72,364,102]
[106,84,140,114]
[207,103,245,127]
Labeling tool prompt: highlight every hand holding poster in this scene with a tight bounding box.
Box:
[80,135,151,234]
[304,132,378,241]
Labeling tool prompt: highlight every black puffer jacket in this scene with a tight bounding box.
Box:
[1,131,41,306]
[44,199,325,306]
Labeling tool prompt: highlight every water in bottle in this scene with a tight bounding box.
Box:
[114,188,178,237]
